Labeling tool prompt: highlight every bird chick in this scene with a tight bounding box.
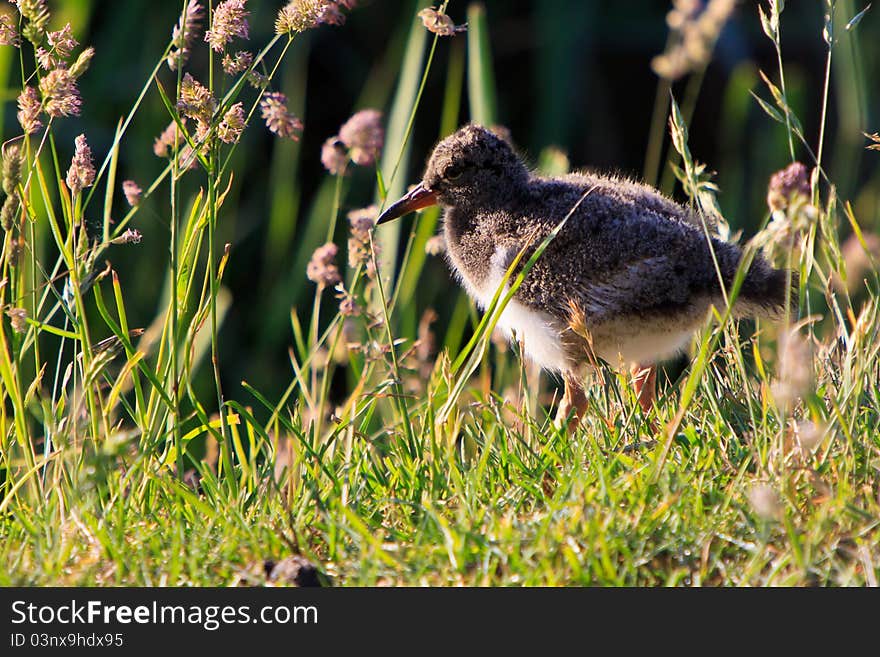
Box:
[378,125,795,431]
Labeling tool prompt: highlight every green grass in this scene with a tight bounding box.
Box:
[1,2,879,586]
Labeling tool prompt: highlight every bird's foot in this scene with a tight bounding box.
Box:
[631,363,659,435]
[631,364,657,413]
[554,374,588,434]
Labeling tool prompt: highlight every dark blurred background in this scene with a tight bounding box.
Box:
[4,0,877,412]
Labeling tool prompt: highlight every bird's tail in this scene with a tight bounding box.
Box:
[710,240,797,319]
[734,256,799,320]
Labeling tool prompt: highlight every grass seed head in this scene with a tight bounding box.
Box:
[69,46,95,78]
[205,0,249,53]
[767,161,810,212]
[2,143,23,196]
[276,0,346,34]
[0,13,21,46]
[247,70,268,89]
[321,137,348,175]
[1,194,20,231]
[837,233,880,294]
[771,328,813,409]
[260,92,303,140]
[652,0,736,80]
[757,161,818,256]
[347,235,372,269]
[217,102,246,144]
[16,0,50,43]
[37,23,78,70]
[748,483,783,521]
[39,68,81,117]
[0,143,22,230]
[122,180,142,207]
[66,134,95,196]
[153,120,185,158]
[48,23,77,56]
[5,307,28,334]
[109,228,143,245]
[222,50,253,75]
[167,1,203,70]
[338,294,361,317]
[795,420,825,453]
[176,73,217,128]
[418,7,467,36]
[307,242,341,288]
[347,205,377,268]
[338,109,383,167]
[347,205,376,238]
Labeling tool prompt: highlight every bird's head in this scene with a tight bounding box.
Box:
[377,124,528,225]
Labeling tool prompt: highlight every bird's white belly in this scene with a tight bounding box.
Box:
[592,324,694,366]
[452,245,699,372]
[494,299,570,372]
[458,248,570,373]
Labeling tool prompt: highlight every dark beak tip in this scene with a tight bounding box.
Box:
[376,207,399,225]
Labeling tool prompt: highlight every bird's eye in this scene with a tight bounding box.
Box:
[445,165,463,181]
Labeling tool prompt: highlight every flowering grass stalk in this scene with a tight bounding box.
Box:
[0,0,331,491]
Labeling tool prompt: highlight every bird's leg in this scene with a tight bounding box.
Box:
[555,373,588,433]
[631,363,657,415]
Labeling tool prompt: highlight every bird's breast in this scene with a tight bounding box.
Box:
[448,239,571,373]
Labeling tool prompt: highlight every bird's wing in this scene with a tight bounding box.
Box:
[520,200,712,324]
[563,171,714,230]
[571,255,694,323]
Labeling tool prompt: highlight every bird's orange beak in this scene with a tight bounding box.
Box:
[376,183,438,224]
